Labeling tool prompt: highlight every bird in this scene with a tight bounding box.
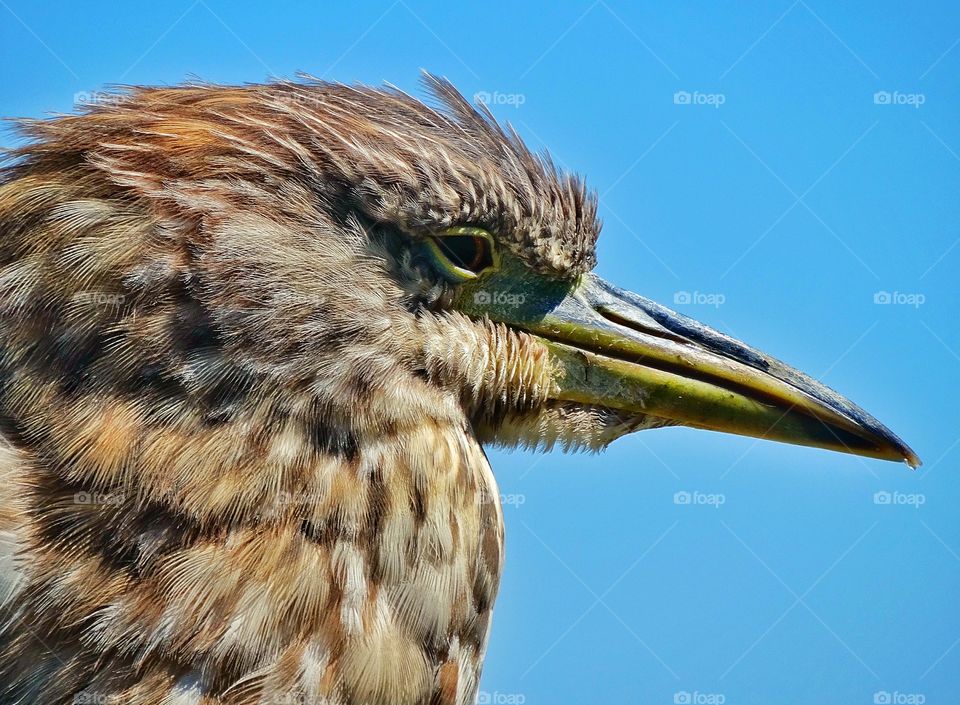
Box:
[0,74,919,705]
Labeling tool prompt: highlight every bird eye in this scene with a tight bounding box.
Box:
[424,227,499,282]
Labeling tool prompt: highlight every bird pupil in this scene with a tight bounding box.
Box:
[437,235,491,272]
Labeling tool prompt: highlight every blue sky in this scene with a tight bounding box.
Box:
[2,1,958,703]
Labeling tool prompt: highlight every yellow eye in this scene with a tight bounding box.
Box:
[424,226,499,282]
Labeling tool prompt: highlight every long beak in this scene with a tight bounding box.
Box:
[469,273,920,467]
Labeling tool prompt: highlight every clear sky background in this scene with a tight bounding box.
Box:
[2,2,958,703]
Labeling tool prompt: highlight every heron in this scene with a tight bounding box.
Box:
[0,75,918,704]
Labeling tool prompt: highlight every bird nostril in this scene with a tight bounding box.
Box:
[594,304,691,346]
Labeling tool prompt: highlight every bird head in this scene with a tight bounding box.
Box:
[8,74,918,468]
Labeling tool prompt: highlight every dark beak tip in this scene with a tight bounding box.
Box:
[902,448,923,470]
[870,424,921,469]
[875,431,921,469]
